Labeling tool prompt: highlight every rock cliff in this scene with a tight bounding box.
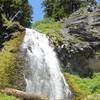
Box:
[57,5,100,77]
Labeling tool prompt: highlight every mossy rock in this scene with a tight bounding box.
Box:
[0,31,25,90]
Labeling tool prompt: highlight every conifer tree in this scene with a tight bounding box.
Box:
[0,0,32,27]
[42,0,96,21]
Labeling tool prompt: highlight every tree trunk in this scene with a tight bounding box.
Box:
[0,88,48,100]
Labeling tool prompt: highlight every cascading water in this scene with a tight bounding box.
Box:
[22,28,72,100]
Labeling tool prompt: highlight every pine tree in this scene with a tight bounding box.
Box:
[0,0,32,27]
[42,0,96,21]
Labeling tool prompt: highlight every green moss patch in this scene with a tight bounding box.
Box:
[32,18,63,46]
[0,93,19,100]
[0,32,25,90]
[64,73,85,100]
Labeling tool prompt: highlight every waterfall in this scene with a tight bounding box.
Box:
[22,28,72,100]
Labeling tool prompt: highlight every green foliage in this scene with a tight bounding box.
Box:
[33,19,63,46]
[81,0,96,7]
[0,93,18,100]
[64,72,100,99]
[64,73,86,100]
[0,32,25,90]
[43,0,96,20]
[42,0,96,21]
[0,0,32,27]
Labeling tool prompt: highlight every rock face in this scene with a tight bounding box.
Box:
[57,5,100,77]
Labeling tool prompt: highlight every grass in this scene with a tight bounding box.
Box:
[64,72,100,99]
[32,18,64,46]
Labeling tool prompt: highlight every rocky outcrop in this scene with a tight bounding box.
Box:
[57,5,100,77]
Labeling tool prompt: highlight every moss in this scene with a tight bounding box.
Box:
[64,72,100,99]
[0,32,25,90]
[32,18,64,46]
[0,93,19,100]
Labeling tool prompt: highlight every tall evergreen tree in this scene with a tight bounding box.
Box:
[42,0,96,21]
[0,0,32,27]
[0,0,32,47]
[81,0,96,6]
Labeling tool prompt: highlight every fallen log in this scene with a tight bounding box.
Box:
[0,88,48,100]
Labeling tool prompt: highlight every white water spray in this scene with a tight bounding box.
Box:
[22,28,72,100]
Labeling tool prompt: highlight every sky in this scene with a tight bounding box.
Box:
[96,0,100,3]
[28,0,100,23]
[28,0,44,23]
